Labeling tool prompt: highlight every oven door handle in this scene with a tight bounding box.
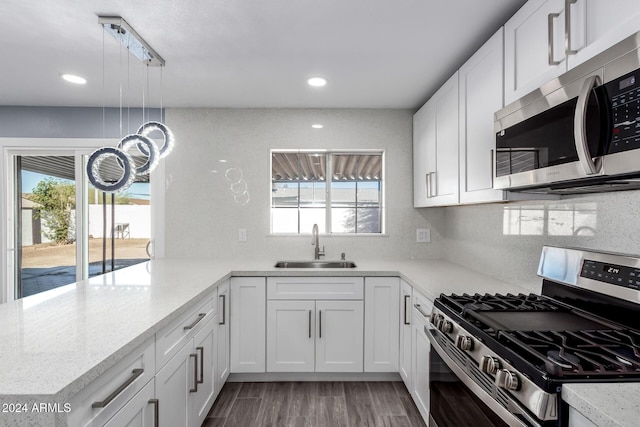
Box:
[574,74,602,175]
[424,327,542,427]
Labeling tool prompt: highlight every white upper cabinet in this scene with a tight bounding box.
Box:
[504,0,566,105]
[566,0,640,68]
[505,0,640,106]
[413,72,459,207]
[459,28,505,204]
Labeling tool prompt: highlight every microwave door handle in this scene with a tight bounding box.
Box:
[574,74,602,175]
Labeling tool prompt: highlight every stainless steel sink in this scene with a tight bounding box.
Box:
[274,260,357,268]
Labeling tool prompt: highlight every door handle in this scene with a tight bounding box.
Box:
[92,369,144,408]
[183,313,206,331]
[319,310,322,338]
[548,12,562,66]
[403,295,410,325]
[565,0,579,55]
[196,346,204,384]
[148,399,159,427]
[574,74,602,175]
[309,310,312,338]
[219,294,226,325]
[189,353,198,392]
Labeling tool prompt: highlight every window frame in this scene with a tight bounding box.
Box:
[269,149,385,236]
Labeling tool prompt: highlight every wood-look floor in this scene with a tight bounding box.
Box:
[202,381,427,427]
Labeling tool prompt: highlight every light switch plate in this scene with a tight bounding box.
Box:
[238,228,247,242]
[416,228,430,243]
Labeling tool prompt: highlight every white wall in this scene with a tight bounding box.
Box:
[88,205,150,239]
[164,108,443,261]
[442,191,640,292]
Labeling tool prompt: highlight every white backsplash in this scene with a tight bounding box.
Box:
[442,191,640,292]
[164,108,443,261]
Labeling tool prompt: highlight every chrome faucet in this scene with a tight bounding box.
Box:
[312,224,325,260]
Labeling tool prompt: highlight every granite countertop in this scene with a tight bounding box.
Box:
[0,257,635,427]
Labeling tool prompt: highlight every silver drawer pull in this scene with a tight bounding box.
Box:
[148,398,159,427]
[92,368,144,408]
[183,313,206,331]
[403,295,410,325]
[414,303,429,318]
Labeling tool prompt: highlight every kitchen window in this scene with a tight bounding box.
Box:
[271,150,384,234]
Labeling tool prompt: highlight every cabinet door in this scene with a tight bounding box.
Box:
[364,277,399,372]
[504,0,566,105]
[266,300,316,372]
[230,277,266,373]
[411,312,431,423]
[399,281,413,390]
[155,342,193,427]
[431,71,460,206]
[459,28,506,204]
[316,300,364,372]
[567,0,640,68]
[413,101,435,207]
[216,280,230,394]
[104,380,156,427]
[191,318,216,427]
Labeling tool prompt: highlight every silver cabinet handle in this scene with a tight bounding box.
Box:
[148,399,159,427]
[490,149,495,186]
[548,12,562,65]
[183,313,206,331]
[403,295,410,325]
[431,171,437,197]
[574,74,602,175]
[319,310,322,338]
[196,346,204,384]
[189,353,198,392]
[565,0,579,55]
[425,173,430,199]
[308,310,312,338]
[219,294,226,325]
[92,368,144,408]
[414,303,429,318]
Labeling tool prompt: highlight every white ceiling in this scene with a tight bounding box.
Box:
[0,0,526,109]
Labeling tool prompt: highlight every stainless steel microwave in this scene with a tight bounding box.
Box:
[494,31,640,194]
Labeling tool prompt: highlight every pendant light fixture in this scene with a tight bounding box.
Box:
[86,16,175,193]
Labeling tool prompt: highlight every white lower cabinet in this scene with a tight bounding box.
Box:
[399,280,413,389]
[315,300,364,372]
[230,277,266,373]
[155,340,193,427]
[267,300,316,372]
[103,379,157,427]
[216,280,230,394]
[364,277,399,372]
[411,290,434,423]
[191,318,217,427]
[266,299,364,373]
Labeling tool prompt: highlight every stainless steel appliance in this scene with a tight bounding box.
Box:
[494,30,640,194]
[427,246,640,426]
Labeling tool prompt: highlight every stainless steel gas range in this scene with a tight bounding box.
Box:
[426,246,640,427]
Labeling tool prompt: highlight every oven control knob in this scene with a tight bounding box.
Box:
[480,356,500,375]
[455,335,474,351]
[430,312,441,325]
[495,369,520,391]
[439,320,453,334]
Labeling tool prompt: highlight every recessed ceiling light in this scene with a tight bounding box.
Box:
[307,77,327,87]
[312,124,324,129]
[61,74,87,85]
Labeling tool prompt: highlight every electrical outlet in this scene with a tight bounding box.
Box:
[238,228,247,242]
[416,228,430,243]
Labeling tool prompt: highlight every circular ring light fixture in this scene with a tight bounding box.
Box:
[137,121,174,158]
[86,147,136,193]
[117,134,160,175]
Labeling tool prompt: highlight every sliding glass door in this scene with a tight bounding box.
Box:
[12,152,152,299]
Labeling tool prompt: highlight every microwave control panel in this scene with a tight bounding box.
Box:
[605,70,640,154]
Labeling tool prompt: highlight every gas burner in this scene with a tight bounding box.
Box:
[547,350,580,370]
[439,292,562,315]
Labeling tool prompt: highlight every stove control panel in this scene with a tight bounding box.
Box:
[581,259,640,290]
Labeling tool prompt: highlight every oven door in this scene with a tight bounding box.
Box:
[426,326,542,427]
[494,70,608,190]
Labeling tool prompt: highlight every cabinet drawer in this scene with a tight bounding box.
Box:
[267,277,364,300]
[156,291,216,369]
[68,337,155,427]
[412,290,433,322]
